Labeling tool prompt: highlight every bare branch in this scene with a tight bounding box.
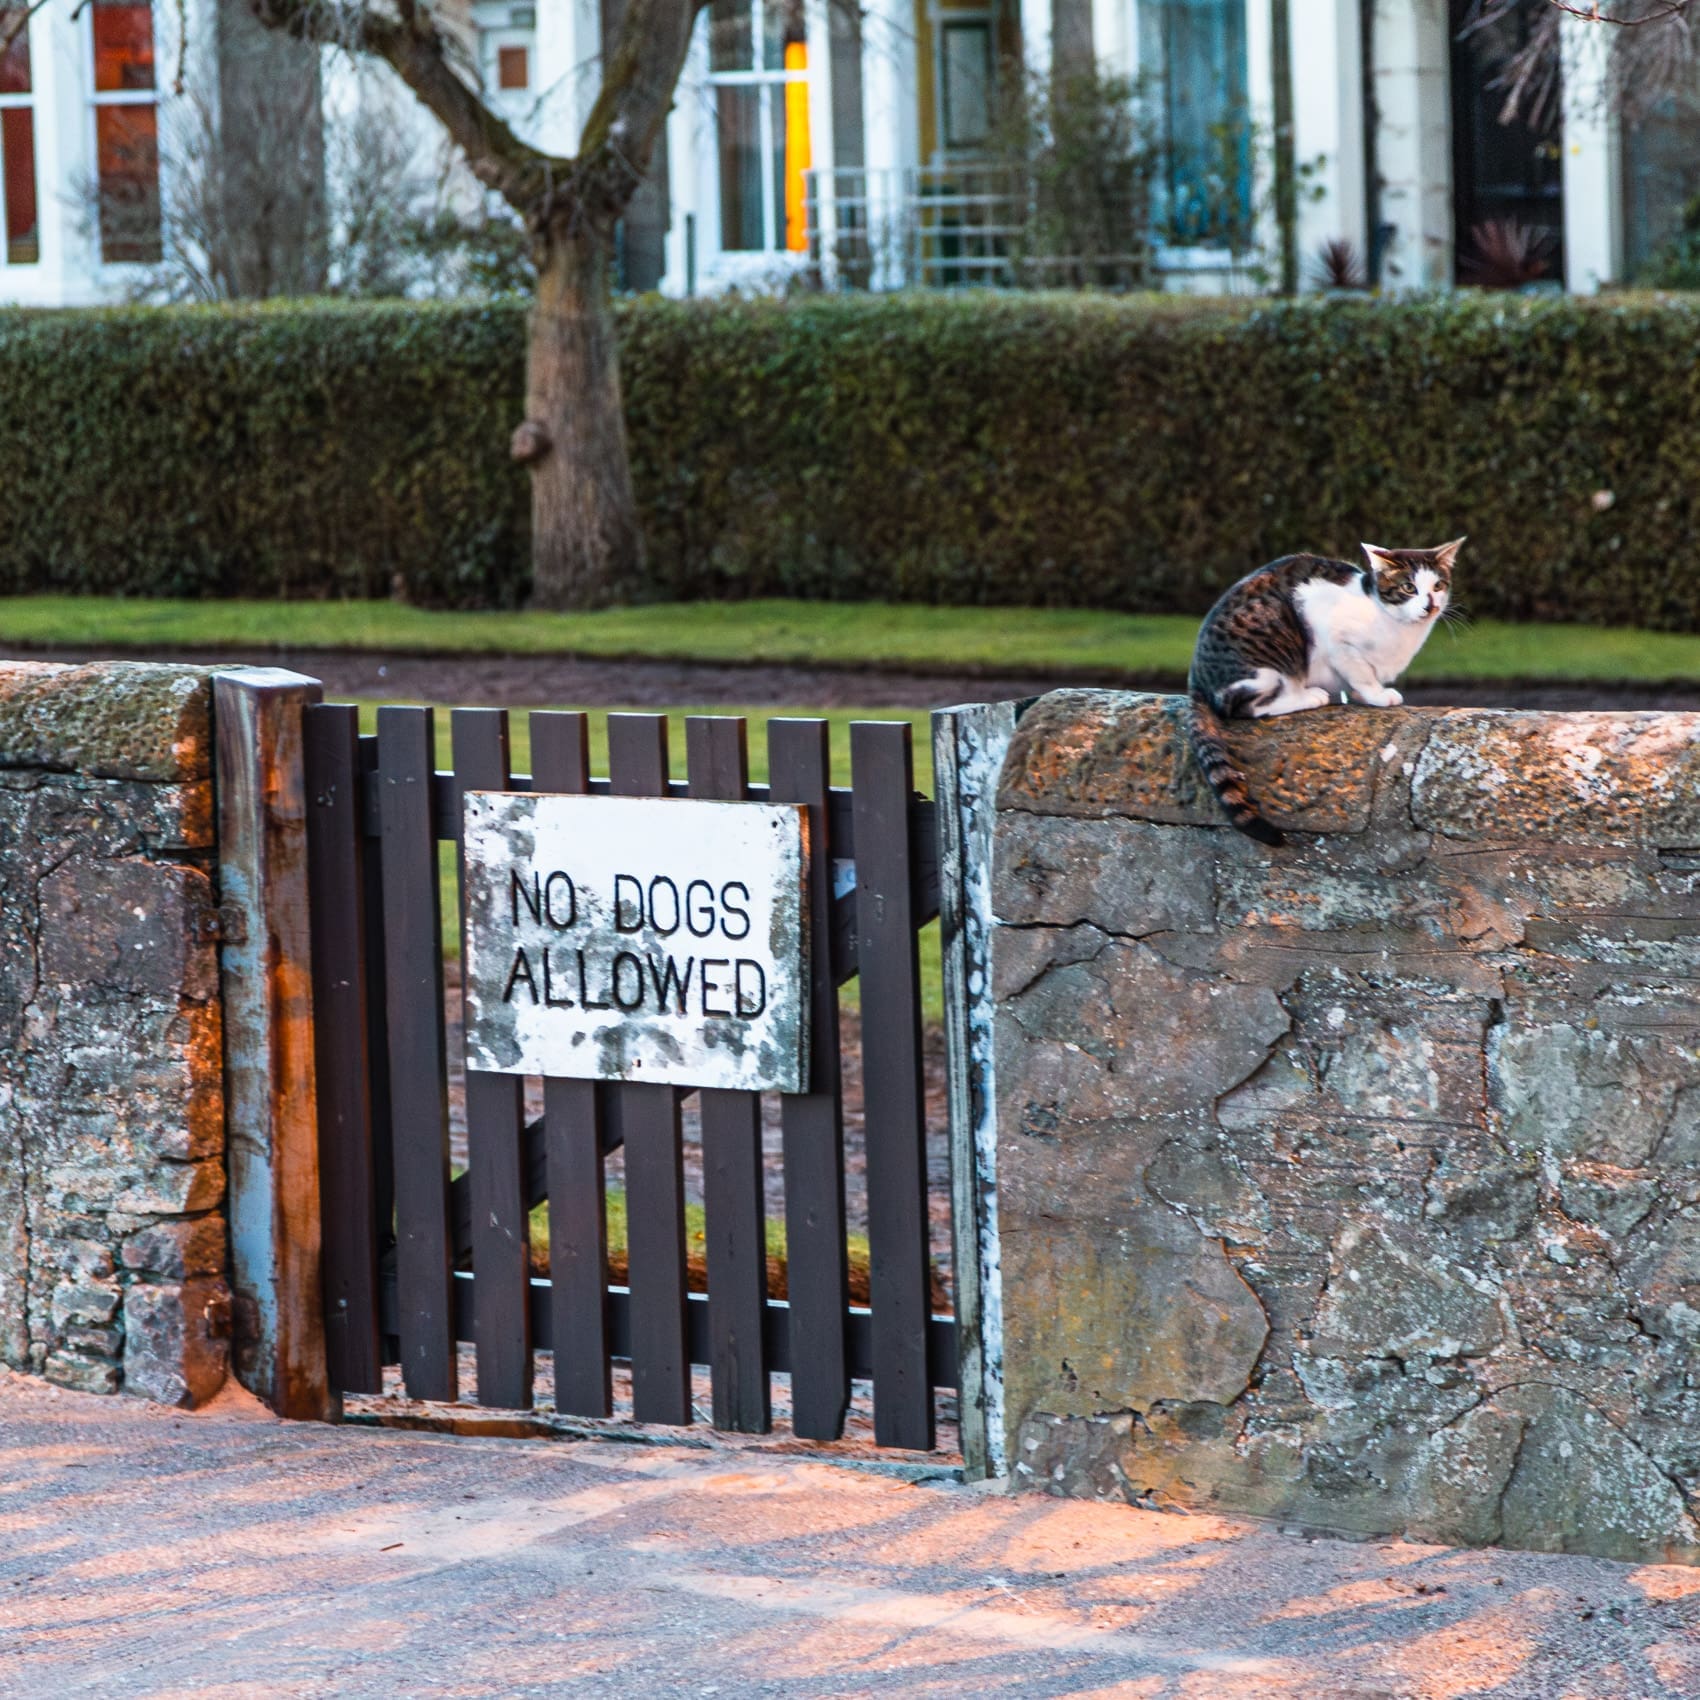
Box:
[0,0,58,68]
[1542,0,1692,22]
[562,0,712,230]
[1462,0,1700,126]
[249,0,563,210]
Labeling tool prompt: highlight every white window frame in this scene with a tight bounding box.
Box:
[1135,0,1269,288]
[84,0,161,270]
[931,7,994,167]
[0,6,38,267]
[708,0,809,258]
[481,27,536,100]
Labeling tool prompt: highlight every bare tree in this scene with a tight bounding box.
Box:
[1464,0,1700,129]
[238,0,704,609]
[95,12,329,302]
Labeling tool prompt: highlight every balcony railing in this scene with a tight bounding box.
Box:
[803,165,1155,291]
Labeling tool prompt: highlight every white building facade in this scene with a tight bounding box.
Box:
[0,0,1692,305]
[0,0,181,305]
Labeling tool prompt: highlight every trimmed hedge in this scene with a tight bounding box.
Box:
[3,292,1699,625]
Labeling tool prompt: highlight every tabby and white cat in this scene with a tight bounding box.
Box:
[1188,539,1463,846]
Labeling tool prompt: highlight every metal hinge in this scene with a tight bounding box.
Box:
[196,903,250,947]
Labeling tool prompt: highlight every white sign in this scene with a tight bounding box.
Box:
[461,792,810,1092]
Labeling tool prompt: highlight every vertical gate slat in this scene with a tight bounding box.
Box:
[686,716,771,1434]
[303,704,382,1393]
[451,709,533,1410]
[850,720,934,1451]
[358,733,396,1348]
[608,714,692,1426]
[768,719,849,1441]
[376,706,457,1401]
[531,711,612,1418]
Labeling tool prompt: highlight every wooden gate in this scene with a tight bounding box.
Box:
[303,707,955,1450]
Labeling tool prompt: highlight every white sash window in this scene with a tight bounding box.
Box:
[90,0,161,263]
[0,6,38,265]
[709,0,811,254]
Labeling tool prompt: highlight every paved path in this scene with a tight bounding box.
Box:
[2,1371,1698,1699]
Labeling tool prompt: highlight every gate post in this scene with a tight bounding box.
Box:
[933,700,1023,1481]
[214,668,336,1421]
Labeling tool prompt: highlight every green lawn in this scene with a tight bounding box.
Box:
[8,593,1700,685]
[588,1188,872,1284]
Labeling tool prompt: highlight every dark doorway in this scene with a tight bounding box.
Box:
[1450,0,1565,286]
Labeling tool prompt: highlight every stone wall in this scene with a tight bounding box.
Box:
[0,662,230,1405]
[993,689,1700,1565]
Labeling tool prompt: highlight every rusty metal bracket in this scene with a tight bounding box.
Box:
[194,903,250,947]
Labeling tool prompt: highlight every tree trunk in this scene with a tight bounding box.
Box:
[524,226,643,610]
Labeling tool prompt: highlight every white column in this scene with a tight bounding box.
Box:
[1559,14,1619,293]
[33,0,96,305]
[1022,0,1053,83]
[1091,0,1133,81]
[1290,0,1366,284]
[534,0,603,152]
[803,0,838,286]
[1373,0,1451,291]
[1244,0,1273,291]
[861,0,919,287]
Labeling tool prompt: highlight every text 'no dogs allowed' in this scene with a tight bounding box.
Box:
[461,791,810,1093]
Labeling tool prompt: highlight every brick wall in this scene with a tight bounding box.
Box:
[992,690,1700,1565]
[0,662,230,1405]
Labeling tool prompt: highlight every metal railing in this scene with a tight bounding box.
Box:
[804,164,1153,291]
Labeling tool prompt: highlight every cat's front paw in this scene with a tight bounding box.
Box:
[1356,685,1403,708]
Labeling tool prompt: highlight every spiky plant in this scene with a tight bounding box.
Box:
[1459,219,1557,289]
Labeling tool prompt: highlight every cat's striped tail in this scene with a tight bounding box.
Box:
[1187,691,1285,847]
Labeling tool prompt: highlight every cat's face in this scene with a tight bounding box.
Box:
[1361,539,1463,625]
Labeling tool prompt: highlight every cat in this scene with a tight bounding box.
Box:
[1188,539,1463,847]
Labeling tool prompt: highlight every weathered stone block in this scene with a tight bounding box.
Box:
[53,1238,116,1279]
[45,1351,121,1395]
[996,933,1288,1122]
[121,1215,227,1279]
[114,1158,225,1217]
[1001,1200,1270,1426]
[1413,710,1700,846]
[122,1278,231,1407]
[50,1280,122,1329]
[1493,1386,1700,1564]
[61,1326,123,1357]
[992,813,1216,933]
[992,692,1700,1565]
[1310,1221,1507,1361]
[40,859,217,1001]
[1491,1022,1691,1166]
[0,662,211,783]
[999,688,1425,837]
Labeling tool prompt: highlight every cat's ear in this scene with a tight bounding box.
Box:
[1434,536,1466,570]
[1360,543,1398,573]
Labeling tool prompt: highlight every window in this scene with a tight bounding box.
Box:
[939,19,993,154]
[1621,98,1700,278]
[498,44,529,90]
[0,7,38,264]
[1139,0,1250,248]
[709,0,810,254]
[91,0,161,263]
